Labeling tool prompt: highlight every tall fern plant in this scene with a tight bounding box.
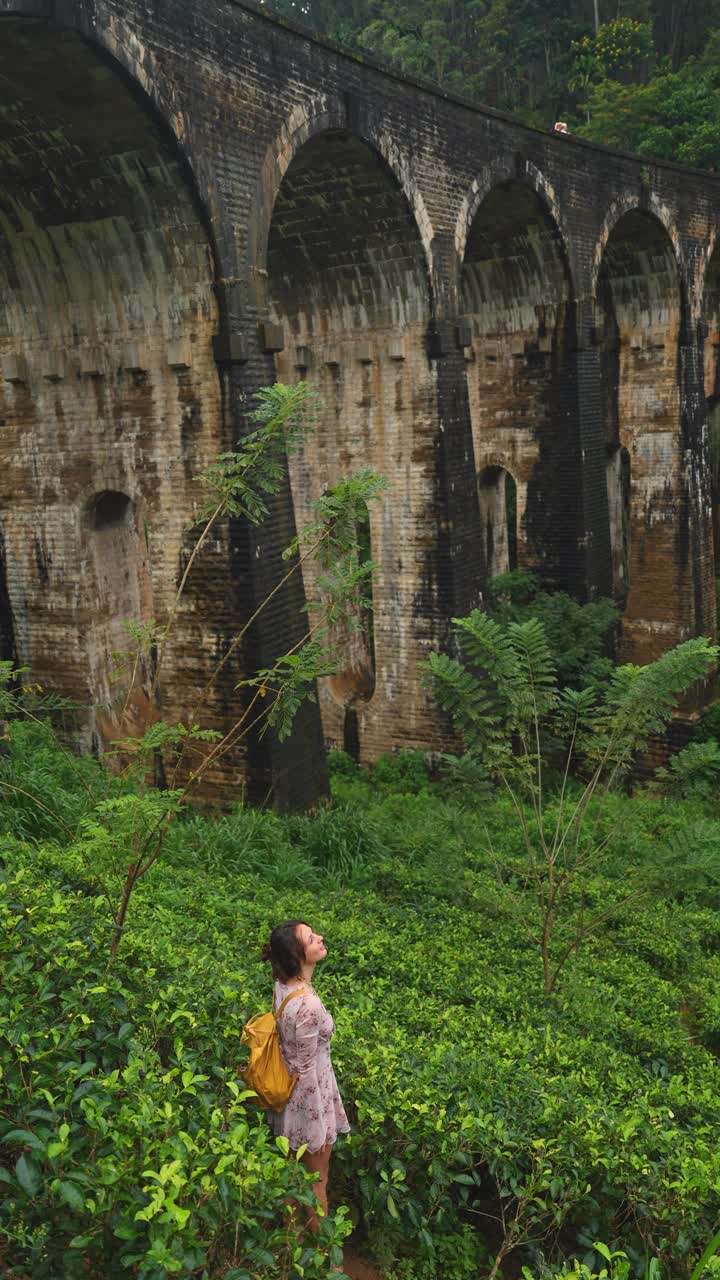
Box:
[427,611,717,995]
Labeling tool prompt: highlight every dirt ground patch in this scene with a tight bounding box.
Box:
[342,1250,384,1280]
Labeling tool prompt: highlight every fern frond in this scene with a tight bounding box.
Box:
[424,652,499,749]
[452,609,530,728]
[553,685,598,734]
[507,618,558,722]
[655,738,720,797]
[453,610,516,679]
[656,818,720,890]
[593,637,717,772]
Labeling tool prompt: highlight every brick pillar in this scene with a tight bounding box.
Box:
[430,317,484,625]
[214,292,328,811]
[524,300,588,597]
[574,297,614,600]
[682,322,716,642]
[0,527,15,663]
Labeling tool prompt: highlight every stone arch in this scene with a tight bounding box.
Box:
[595,205,690,662]
[698,226,720,321]
[0,16,226,755]
[460,177,584,592]
[0,6,219,228]
[84,491,134,533]
[478,465,519,579]
[591,194,686,299]
[267,131,432,336]
[265,126,438,760]
[454,161,575,300]
[250,104,436,291]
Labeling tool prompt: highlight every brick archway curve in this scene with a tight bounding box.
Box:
[0,7,236,771]
[0,3,225,295]
[248,101,437,306]
[698,226,720,320]
[453,157,576,308]
[0,3,184,141]
[591,194,687,302]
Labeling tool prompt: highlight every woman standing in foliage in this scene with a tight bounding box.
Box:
[262,920,350,1231]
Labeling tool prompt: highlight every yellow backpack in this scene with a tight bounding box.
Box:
[240,986,307,1111]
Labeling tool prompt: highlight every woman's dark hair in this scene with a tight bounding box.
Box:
[261,919,308,980]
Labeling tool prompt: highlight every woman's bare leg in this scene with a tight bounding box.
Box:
[283,1142,331,1232]
[292,1145,343,1272]
[301,1141,332,1231]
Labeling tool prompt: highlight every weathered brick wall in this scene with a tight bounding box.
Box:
[268,133,447,759]
[0,0,719,798]
[0,23,239,797]
[598,211,689,661]
[461,181,584,591]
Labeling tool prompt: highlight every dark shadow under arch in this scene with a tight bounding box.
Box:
[595,207,690,663]
[461,178,583,594]
[267,129,433,336]
[460,179,573,329]
[0,10,226,305]
[265,126,439,758]
[597,208,685,334]
[478,465,518,579]
[84,491,133,533]
[0,524,16,665]
[700,242,720,605]
[0,17,229,766]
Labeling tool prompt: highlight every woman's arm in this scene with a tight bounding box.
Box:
[294,997,321,1083]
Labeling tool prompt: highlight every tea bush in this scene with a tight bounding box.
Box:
[2,727,720,1278]
[0,857,350,1279]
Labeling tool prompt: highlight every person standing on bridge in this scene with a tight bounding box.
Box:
[262,920,350,1239]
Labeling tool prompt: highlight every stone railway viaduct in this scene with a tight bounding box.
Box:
[1,0,719,804]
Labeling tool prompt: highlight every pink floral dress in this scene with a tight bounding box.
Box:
[269,980,350,1154]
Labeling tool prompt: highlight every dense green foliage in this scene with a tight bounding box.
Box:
[269,0,720,164]
[577,32,720,166]
[426,602,717,997]
[3,726,720,1278]
[484,571,618,694]
[654,688,720,802]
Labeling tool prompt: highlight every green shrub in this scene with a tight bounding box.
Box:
[0,720,107,842]
[693,700,720,744]
[485,572,619,692]
[0,864,350,1278]
[484,569,539,606]
[370,750,430,793]
[327,750,360,778]
[285,804,384,885]
[166,804,304,885]
[3,732,720,1277]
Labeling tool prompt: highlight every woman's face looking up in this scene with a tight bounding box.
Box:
[298,923,327,965]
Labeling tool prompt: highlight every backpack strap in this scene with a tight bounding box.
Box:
[275,987,309,1020]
